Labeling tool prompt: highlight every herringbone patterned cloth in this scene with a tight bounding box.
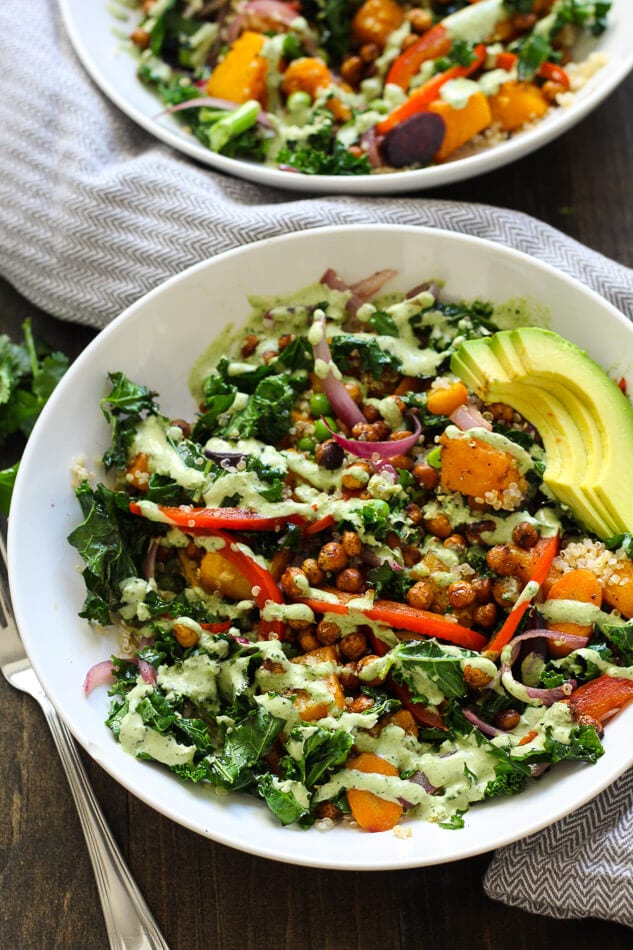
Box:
[1,0,633,927]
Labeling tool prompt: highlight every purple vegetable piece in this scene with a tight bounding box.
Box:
[380,112,446,168]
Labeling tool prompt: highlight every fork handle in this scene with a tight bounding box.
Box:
[40,693,170,950]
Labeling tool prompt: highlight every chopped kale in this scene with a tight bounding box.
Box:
[275,140,371,176]
[601,621,633,666]
[330,334,401,378]
[391,640,472,702]
[100,372,159,471]
[368,561,414,600]
[368,311,399,338]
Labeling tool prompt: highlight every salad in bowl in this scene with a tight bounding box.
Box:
[67,252,633,835]
[124,0,612,175]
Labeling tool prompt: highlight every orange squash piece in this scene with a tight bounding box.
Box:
[292,645,345,721]
[546,568,603,656]
[603,556,633,619]
[428,90,492,161]
[281,57,350,121]
[346,752,403,832]
[439,433,525,501]
[488,81,548,132]
[206,31,268,105]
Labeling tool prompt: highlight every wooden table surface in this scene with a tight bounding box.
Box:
[1,72,632,950]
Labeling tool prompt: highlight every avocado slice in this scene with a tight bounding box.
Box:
[450,327,633,539]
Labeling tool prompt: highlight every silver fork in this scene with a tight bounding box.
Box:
[0,535,170,950]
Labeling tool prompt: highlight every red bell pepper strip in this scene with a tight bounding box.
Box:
[485,534,560,659]
[537,61,570,90]
[200,620,233,633]
[495,50,518,71]
[302,513,336,536]
[299,590,487,651]
[206,529,285,639]
[377,43,487,136]
[568,675,633,724]
[129,502,306,532]
[386,23,452,91]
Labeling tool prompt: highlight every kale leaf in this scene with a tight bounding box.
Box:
[330,334,401,378]
[220,376,297,444]
[519,724,604,765]
[368,561,414,600]
[391,640,471,702]
[208,706,285,789]
[256,773,311,826]
[601,622,633,666]
[100,372,159,471]
[68,481,164,624]
[298,0,362,62]
[484,746,531,799]
[285,725,354,788]
[275,140,371,176]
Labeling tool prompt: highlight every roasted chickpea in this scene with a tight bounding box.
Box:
[342,530,362,558]
[130,27,151,48]
[298,630,320,652]
[463,664,493,690]
[405,502,423,525]
[346,694,374,713]
[342,461,371,491]
[340,55,364,85]
[443,533,466,552]
[472,576,493,603]
[301,558,325,586]
[356,654,385,686]
[362,403,381,423]
[359,42,380,62]
[407,8,433,32]
[317,542,349,573]
[495,709,521,731]
[423,513,453,539]
[492,576,521,609]
[316,619,342,646]
[447,580,476,609]
[413,462,439,490]
[390,453,414,470]
[339,661,360,692]
[336,568,363,593]
[280,566,308,600]
[474,602,498,629]
[351,421,390,441]
[172,622,200,648]
[406,580,434,610]
[340,631,368,660]
[512,521,539,549]
[314,801,342,821]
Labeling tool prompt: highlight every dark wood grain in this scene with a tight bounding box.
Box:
[0,71,632,950]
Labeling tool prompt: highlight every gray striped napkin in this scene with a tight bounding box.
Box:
[1,0,632,928]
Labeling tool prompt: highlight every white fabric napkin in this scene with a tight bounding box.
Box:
[1,0,633,928]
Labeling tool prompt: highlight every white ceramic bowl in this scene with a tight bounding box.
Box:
[60,0,633,194]
[9,226,633,869]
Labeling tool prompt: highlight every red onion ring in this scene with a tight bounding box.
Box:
[83,660,115,695]
[324,413,421,461]
[449,402,493,432]
[155,97,273,128]
[462,706,502,738]
[350,269,398,300]
[138,660,157,686]
[144,537,160,581]
[311,312,366,427]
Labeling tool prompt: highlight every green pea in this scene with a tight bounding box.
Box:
[426,446,442,469]
[297,437,316,453]
[309,392,333,417]
[314,417,338,442]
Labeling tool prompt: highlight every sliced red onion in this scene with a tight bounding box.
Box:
[144,537,160,581]
[138,660,157,686]
[155,97,273,128]
[350,269,398,300]
[227,0,299,40]
[505,628,589,666]
[310,312,365,427]
[501,628,580,706]
[462,706,502,738]
[449,401,493,432]
[83,660,115,695]
[324,413,421,461]
[204,449,249,464]
[362,549,403,573]
[406,281,439,300]
[321,268,397,316]
[397,770,438,807]
[360,127,381,168]
[530,762,550,777]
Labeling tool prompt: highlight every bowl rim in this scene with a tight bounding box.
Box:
[8,223,633,869]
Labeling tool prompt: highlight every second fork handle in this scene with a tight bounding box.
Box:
[40,693,170,950]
